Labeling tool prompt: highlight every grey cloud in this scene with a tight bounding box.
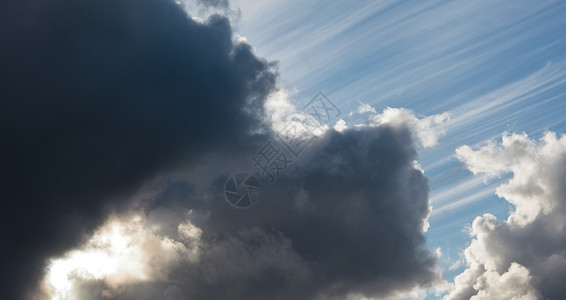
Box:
[0,0,275,298]
[69,124,440,300]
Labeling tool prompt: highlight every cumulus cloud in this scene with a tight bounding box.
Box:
[0,0,445,299]
[45,213,307,300]
[354,103,451,148]
[41,120,442,300]
[262,88,328,137]
[265,96,450,148]
[446,132,566,299]
[46,215,202,300]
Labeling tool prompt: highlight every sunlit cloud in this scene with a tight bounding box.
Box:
[45,215,202,300]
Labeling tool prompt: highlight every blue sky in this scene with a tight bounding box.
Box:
[231,0,566,293]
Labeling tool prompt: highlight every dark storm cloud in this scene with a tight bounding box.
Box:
[91,124,440,300]
[207,125,439,299]
[0,0,441,298]
[0,0,275,298]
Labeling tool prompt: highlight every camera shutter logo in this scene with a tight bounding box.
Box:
[224,172,261,208]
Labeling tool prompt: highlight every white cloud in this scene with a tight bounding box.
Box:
[45,215,202,300]
[469,263,540,300]
[264,91,450,149]
[235,34,249,44]
[446,131,566,299]
[334,118,348,132]
[357,101,377,114]
[263,88,328,137]
[456,132,566,224]
[356,103,450,148]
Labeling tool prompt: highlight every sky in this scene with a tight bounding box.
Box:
[229,0,566,295]
[1,0,565,299]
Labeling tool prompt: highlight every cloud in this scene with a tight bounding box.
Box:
[45,213,306,300]
[265,95,451,149]
[196,0,229,9]
[262,87,328,137]
[352,102,450,148]
[375,107,451,148]
[46,215,202,300]
[0,0,444,299]
[42,121,442,300]
[446,131,566,299]
[0,0,275,298]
